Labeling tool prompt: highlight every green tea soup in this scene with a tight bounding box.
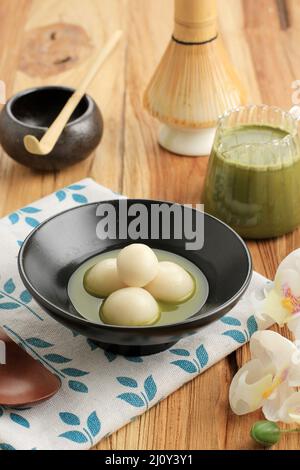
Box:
[203,124,300,239]
[68,249,209,327]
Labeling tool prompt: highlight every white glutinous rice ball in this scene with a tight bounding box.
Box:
[145,261,194,303]
[101,287,160,326]
[83,258,125,298]
[117,244,158,287]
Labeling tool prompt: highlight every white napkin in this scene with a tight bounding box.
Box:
[0,178,270,450]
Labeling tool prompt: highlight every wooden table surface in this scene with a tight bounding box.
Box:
[0,0,299,450]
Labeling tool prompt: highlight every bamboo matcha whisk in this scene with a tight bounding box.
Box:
[144,0,247,156]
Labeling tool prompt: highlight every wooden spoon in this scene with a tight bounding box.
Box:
[24,30,122,156]
[0,328,61,406]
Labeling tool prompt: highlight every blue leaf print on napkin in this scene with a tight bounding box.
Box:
[8,213,19,225]
[62,368,89,377]
[170,360,198,374]
[20,290,32,304]
[68,185,86,190]
[0,281,43,319]
[196,345,209,368]
[169,348,190,356]
[26,338,54,348]
[0,443,16,450]
[117,377,138,388]
[72,194,88,204]
[10,413,30,429]
[0,302,20,310]
[21,207,41,214]
[221,313,257,343]
[102,349,144,363]
[144,375,157,401]
[4,279,16,294]
[59,431,88,443]
[59,410,101,445]
[55,185,88,205]
[117,393,145,408]
[247,315,258,337]
[223,330,246,344]
[56,190,67,202]
[104,350,144,363]
[0,406,21,432]
[44,353,72,364]
[104,350,117,361]
[116,375,157,409]
[25,217,39,228]
[220,316,242,326]
[87,411,101,437]
[170,344,209,374]
[59,412,81,426]
[7,208,40,227]
[68,380,88,393]
[125,356,143,363]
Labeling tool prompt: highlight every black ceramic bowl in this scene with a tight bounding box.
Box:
[0,86,103,171]
[18,200,252,356]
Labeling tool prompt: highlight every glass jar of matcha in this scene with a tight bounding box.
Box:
[203,105,300,239]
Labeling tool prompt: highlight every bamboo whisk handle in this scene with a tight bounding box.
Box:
[173,0,218,44]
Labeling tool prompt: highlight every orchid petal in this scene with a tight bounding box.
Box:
[275,269,300,298]
[250,330,297,373]
[263,290,290,325]
[262,382,293,422]
[275,249,300,280]
[288,314,300,341]
[287,341,300,386]
[251,284,276,328]
[278,392,300,424]
[229,359,273,415]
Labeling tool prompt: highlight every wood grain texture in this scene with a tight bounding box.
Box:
[0,0,299,450]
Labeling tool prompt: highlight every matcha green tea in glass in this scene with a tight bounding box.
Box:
[203,105,300,238]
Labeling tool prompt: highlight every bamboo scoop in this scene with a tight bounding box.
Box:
[24,30,122,156]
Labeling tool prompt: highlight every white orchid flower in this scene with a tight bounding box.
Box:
[229,330,300,422]
[254,249,300,328]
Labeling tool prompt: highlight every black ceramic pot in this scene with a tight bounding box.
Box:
[18,200,252,356]
[0,86,103,171]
